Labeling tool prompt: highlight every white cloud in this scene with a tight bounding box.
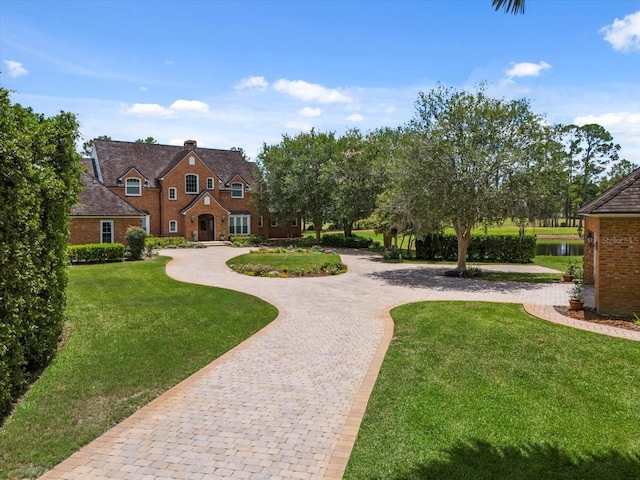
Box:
[122,99,210,118]
[123,103,173,118]
[4,60,28,78]
[600,11,640,52]
[235,76,269,91]
[505,61,551,79]
[139,86,148,92]
[170,99,210,113]
[273,79,353,103]
[574,112,640,134]
[346,113,364,122]
[298,107,322,117]
[283,120,314,131]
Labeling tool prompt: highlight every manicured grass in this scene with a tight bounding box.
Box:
[226,250,344,276]
[0,257,277,479]
[534,255,582,272]
[344,301,640,479]
[480,271,561,283]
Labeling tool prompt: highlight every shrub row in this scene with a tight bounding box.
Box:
[145,236,190,249]
[415,234,536,263]
[67,244,125,264]
[320,234,373,249]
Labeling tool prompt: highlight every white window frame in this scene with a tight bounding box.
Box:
[231,182,244,198]
[291,217,298,227]
[185,174,199,194]
[188,156,196,165]
[258,215,263,228]
[168,187,177,200]
[229,215,250,235]
[125,177,142,196]
[140,215,150,234]
[206,177,214,190]
[100,220,114,243]
[169,220,178,233]
[271,217,278,228]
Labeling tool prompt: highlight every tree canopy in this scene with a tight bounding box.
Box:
[391,84,546,271]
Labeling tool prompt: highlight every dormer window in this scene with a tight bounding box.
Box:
[185,174,199,194]
[125,178,141,196]
[231,182,244,198]
[206,177,214,190]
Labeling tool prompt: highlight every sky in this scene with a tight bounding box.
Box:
[1,0,639,163]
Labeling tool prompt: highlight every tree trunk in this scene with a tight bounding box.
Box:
[454,221,472,272]
[343,220,353,237]
[315,226,321,242]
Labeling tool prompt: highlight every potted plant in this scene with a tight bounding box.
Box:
[219,231,226,241]
[563,260,577,282]
[569,280,584,310]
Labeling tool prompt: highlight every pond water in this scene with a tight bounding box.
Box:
[536,241,584,256]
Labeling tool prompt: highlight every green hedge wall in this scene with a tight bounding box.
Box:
[321,233,373,249]
[67,244,125,264]
[415,234,536,263]
[0,88,82,422]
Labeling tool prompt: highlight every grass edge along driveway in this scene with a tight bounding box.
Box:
[0,256,278,480]
[344,301,640,480]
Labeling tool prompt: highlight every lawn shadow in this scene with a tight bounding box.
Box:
[392,439,640,480]
[367,268,551,293]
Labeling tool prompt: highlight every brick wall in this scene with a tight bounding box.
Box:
[69,217,141,245]
[592,216,640,316]
[111,186,161,236]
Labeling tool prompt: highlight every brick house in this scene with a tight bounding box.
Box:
[69,139,301,244]
[577,167,640,316]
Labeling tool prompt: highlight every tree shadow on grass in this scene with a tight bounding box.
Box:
[367,268,552,293]
[392,439,640,480]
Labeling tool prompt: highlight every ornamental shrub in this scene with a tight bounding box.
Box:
[125,226,147,260]
[415,233,536,263]
[0,89,82,422]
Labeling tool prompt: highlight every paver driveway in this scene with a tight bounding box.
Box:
[41,247,584,479]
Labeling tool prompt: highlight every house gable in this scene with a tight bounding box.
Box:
[71,172,145,218]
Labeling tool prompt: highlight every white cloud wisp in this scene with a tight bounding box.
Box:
[273,79,353,104]
[4,60,28,78]
[600,11,640,52]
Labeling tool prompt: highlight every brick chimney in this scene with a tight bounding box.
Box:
[184,139,197,149]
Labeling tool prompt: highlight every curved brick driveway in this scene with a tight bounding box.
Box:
[40,247,638,480]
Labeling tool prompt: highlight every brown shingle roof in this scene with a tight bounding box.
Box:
[71,172,145,217]
[93,140,256,188]
[578,167,640,215]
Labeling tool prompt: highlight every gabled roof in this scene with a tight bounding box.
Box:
[93,140,255,188]
[179,191,230,215]
[578,167,640,215]
[71,172,145,217]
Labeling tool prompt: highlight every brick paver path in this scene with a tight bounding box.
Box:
[39,248,639,480]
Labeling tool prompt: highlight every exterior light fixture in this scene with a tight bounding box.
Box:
[190,215,195,223]
[586,232,594,248]
[222,215,226,222]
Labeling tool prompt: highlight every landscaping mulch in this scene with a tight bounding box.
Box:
[555,306,640,332]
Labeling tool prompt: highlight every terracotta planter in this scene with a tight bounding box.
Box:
[563,274,574,282]
[569,300,584,311]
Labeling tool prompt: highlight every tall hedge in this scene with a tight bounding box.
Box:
[415,233,536,264]
[0,89,82,421]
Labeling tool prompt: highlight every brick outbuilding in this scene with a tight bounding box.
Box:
[577,167,640,316]
[69,139,301,245]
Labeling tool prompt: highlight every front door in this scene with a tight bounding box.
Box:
[198,214,214,241]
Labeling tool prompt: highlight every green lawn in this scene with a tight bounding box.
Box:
[0,257,278,479]
[226,250,344,276]
[344,301,640,480]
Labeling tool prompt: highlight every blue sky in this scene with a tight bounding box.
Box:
[2,0,639,162]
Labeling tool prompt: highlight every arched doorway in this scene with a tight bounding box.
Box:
[197,214,215,241]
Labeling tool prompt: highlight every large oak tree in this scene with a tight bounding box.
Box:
[395,85,546,272]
